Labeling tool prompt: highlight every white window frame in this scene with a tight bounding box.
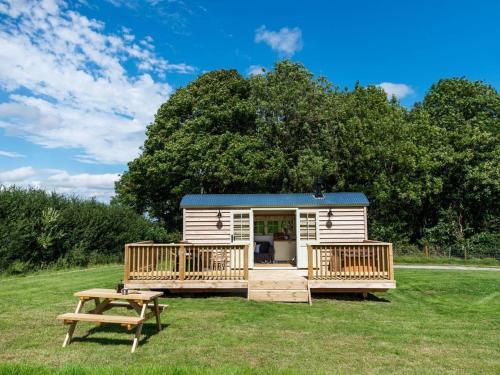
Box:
[299,210,320,243]
[230,210,251,244]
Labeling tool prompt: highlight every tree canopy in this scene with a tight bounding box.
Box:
[114,61,499,257]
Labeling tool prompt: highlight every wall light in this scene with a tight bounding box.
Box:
[326,208,333,228]
[216,210,223,229]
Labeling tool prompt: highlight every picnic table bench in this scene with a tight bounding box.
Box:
[57,288,167,353]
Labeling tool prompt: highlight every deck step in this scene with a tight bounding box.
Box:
[248,289,309,303]
[248,270,310,303]
[248,279,307,290]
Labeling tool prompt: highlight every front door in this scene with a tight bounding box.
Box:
[296,209,320,268]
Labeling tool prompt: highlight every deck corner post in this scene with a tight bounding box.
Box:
[124,244,130,283]
[243,244,249,280]
[307,244,313,280]
[388,243,394,280]
[179,244,186,281]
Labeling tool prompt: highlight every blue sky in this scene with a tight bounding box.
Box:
[0,0,499,201]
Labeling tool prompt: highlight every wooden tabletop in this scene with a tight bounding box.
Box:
[74,288,163,301]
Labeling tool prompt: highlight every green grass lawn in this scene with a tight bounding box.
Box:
[394,255,499,266]
[0,265,499,374]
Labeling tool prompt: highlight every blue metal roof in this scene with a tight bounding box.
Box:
[180,193,369,208]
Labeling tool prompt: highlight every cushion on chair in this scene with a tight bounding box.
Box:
[259,241,270,253]
[255,243,261,254]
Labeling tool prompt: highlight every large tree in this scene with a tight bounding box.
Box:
[420,79,500,239]
[327,85,444,242]
[115,62,499,252]
[115,62,335,228]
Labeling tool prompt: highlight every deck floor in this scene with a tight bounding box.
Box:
[249,269,307,280]
[126,268,395,294]
[253,262,295,269]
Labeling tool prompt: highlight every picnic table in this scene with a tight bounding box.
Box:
[56,288,167,353]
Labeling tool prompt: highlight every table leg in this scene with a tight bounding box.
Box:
[153,298,161,331]
[127,300,143,315]
[89,298,111,314]
[131,303,147,353]
[63,299,85,347]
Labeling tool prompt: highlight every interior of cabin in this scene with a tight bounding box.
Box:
[253,210,296,267]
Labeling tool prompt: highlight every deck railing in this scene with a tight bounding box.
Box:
[307,242,394,280]
[124,243,249,281]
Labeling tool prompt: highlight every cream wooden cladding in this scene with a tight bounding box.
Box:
[318,207,366,242]
[184,209,231,244]
[184,207,367,244]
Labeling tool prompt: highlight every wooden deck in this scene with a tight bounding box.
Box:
[123,242,396,302]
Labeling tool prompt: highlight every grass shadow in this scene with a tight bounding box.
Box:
[311,292,390,303]
[163,290,247,299]
[72,322,169,347]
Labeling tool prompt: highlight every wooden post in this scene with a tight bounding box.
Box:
[123,244,130,283]
[307,245,313,280]
[243,245,249,280]
[179,244,186,281]
[388,243,394,280]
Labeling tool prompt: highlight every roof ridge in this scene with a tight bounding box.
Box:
[180,192,369,208]
[184,192,363,195]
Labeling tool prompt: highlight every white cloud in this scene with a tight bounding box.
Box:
[0,166,119,201]
[0,0,196,164]
[377,82,414,100]
[247,65,265,76]
[255,25,303,56]
[0,166,36,181]
[0,150,25,158]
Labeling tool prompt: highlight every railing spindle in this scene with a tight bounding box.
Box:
[382,245,386,278]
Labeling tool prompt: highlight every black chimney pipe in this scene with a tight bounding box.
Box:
[314,178,324,198]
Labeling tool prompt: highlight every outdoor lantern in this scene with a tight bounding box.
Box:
[216,210,223,229]
[326,208,333,228]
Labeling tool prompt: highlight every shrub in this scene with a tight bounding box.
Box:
[393,243,421,256]
[0,187,172,273]
[466,232,500,259]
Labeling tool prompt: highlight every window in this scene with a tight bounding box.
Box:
[266,220,279,234]
[233,213,250,241]
[254,220,265,235]
[300,213,317,240]
[281,219,295,233]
